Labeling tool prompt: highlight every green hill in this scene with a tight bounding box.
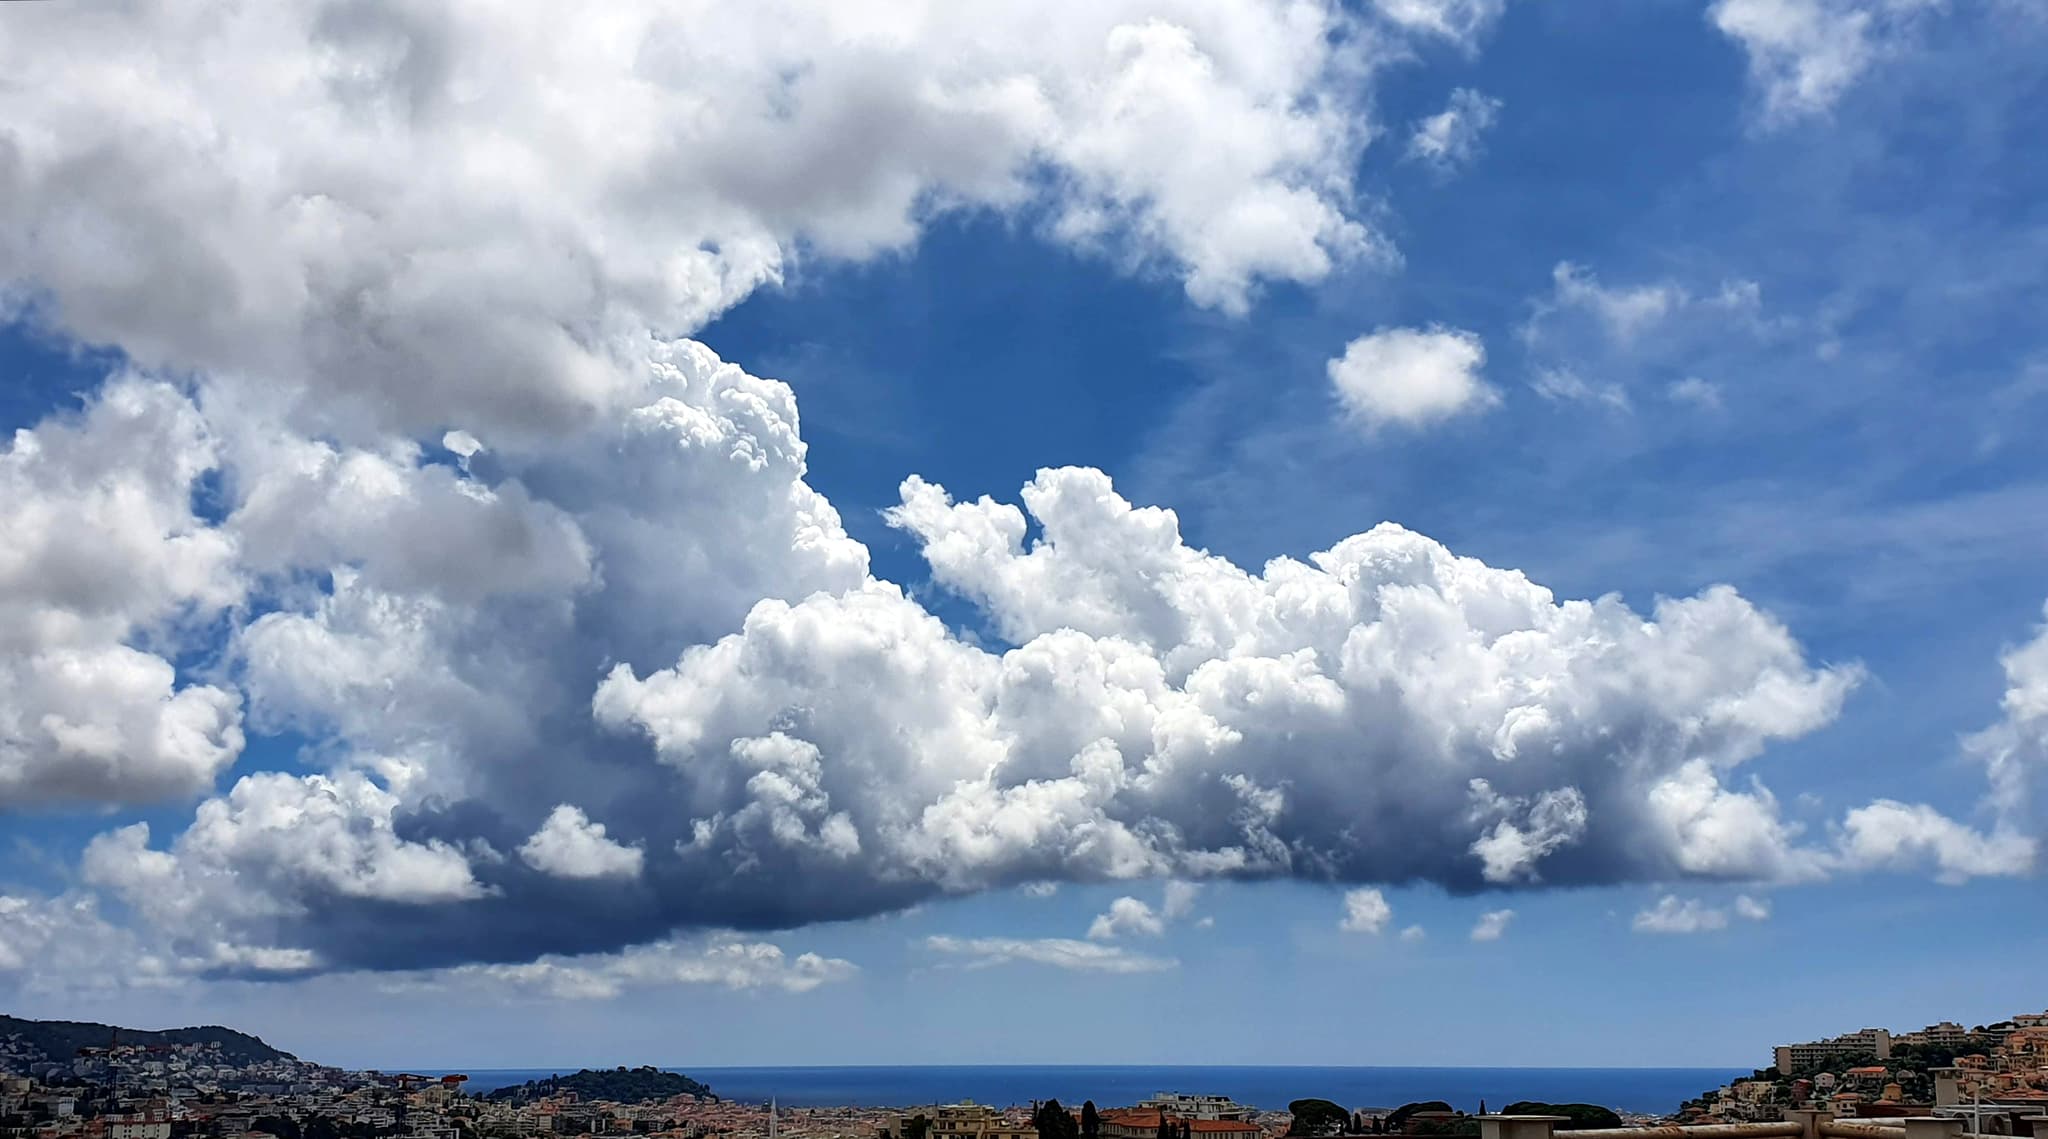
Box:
[483,1067,715,1104]
[0,1015,295,1067]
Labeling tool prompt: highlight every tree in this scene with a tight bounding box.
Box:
[1288,1101,1351,1138]
[1500,1105,1621,1131]
[1082,1103,1100,1139]
[902,1115,931,1139]
[1384,1104,1454,1134]
[1034,1101,1078,1139]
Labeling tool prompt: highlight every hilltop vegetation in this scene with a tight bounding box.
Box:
[0,1016,294,1066]
[482,1067,714,1104]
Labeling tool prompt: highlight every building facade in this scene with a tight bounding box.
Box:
[1134,1097,1252,1123]
[1776,1029,1893,1072]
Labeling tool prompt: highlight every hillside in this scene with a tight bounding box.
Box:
[0,1015,296,1066]
[483,1067,715,1104]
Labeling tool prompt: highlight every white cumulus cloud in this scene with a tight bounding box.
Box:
[0,0,2020,995]
[1340,887,1393,934]
[1834,800,2034,883]
[0,382,244,807]
[520,805,647,881]
[1327,326,1496,430]
[1089,896,1167,939]
[0,0,1388,443]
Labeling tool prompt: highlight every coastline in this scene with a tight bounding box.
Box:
[430,1066,1747,1117]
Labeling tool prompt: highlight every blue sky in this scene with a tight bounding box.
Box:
[0,0,2044,1071]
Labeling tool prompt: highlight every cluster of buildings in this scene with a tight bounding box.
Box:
[888,1097,1270,1139]
[3,1049,1287,1139]
[1685,1009,2048,1131]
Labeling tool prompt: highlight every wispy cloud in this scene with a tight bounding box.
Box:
[1470,909,1515,942]
[1631,894,1772,934]
[924,935,1177,974]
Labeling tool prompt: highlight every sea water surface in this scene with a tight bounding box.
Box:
[449,1066,1744,1115]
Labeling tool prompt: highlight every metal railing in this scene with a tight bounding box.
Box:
[1478,1112,1965,1139]
[1487,1112,2048,1139]
[1558,1123,1805,1139]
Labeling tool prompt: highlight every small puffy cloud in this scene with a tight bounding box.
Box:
[1833,800,2034,883]
[1092,881,1203,938]
[1339,887,1393,934]
[1089,896,1167,940]
[1399,924,1427,942]
[924,935,1177,974]
[1468,781,1589,883]
[1470,909,1515,941]
[519,805,646,881]
[441,430,483,460]
[1328,326,1496,430]
[1407,89,1503,174]
[1708,0,1941,124]
[1021,882,1060,898]
[1734,894,1772,921]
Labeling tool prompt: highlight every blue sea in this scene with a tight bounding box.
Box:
[446,1066,1743,1116]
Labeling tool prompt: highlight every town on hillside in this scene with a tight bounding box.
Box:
[7,1010,2048,1139]
[1682,1009,2048,1129]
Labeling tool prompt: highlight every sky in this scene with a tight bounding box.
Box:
[0,0,2045,1072]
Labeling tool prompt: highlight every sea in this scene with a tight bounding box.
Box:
[446,1066,1745,1116]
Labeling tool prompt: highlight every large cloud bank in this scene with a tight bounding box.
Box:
[1,0,1386,444]
[0,0,2030,990]
[22,343,2021,979]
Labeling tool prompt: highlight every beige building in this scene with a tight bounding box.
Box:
[1776,1029,1892,1072]
[899,1102,1035,1139]
[1134,1097,1251,1123]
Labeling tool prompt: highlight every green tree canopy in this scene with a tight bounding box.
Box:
[1288,1100,1352,1137]
[1035,1101,1079,1139]
[1385,1103,1455,1133]
[1500,1104,1621,1130]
